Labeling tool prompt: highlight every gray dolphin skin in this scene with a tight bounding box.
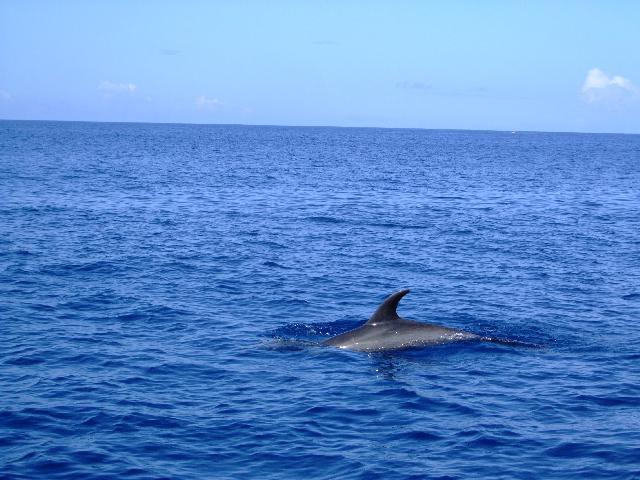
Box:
[323,289,523,352]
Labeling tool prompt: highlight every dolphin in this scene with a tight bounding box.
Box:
[323,289,530,352]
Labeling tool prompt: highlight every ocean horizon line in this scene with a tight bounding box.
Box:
[1,117,638,137]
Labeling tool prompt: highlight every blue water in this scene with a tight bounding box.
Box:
[1,120,639,479]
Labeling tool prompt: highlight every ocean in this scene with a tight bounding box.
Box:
[1,120,639,479]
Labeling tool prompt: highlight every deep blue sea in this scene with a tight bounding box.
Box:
[1,120,639,479]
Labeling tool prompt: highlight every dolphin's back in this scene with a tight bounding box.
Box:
[324,289,479,352]
[323,290,535,353]
[324,319,477,352]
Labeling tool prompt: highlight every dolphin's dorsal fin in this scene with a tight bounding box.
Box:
[366,289,410,325]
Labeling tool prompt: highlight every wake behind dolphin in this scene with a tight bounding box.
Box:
[323,289,536,352]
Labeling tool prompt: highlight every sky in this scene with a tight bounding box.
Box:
[1,1,639,133]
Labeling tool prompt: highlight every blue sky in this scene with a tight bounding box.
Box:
[1,1,639,133]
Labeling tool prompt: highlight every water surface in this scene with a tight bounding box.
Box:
[1,121,639,479]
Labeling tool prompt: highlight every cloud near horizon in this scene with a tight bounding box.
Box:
[195,96,223,109]
[98,81,137,95]
[581,68,637,103]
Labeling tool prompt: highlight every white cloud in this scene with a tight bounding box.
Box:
[0,89,12,101]
[195,95,223,109]
[582,68,637,103]
[98,80,137,95]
